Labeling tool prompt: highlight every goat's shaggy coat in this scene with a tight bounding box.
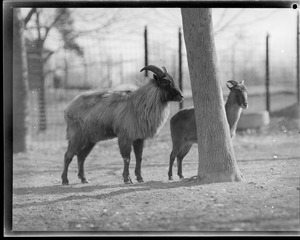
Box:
[65,79,170,143]
[61,65,183,185]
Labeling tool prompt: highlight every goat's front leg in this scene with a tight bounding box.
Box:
[133,139,144,182]
[118,137,133,184]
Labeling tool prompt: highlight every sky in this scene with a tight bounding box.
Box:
[22,8,298,53]
[20,7,299,88]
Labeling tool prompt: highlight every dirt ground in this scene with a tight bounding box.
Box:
[10,116,300,236]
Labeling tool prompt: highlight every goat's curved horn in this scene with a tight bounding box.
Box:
[161,66,168,74]
[140,65,165,78]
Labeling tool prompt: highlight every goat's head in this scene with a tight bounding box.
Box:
[140,65,184,103]
[226,80,248,109]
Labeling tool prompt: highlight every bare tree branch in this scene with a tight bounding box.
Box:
[213,9,279,36]
[214,9,228,30]
[43,11,64,41]
[43,50,54,63]
[214,9,246,36]
[24,8,36,27]
[72,8,145,36]
[228,9,280,28]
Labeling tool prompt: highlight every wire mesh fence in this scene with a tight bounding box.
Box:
[25,9,299,150]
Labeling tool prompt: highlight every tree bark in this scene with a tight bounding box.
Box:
[181,8,244,184]
[35,11,47,131]
[36,39,47,131]
[38,77,47,131]
[13,8,28,153]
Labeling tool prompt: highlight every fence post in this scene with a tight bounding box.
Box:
[64,47,68,89]
[266,33,270,112]
[144,26,148,77]
[231,42,235,80]
[178,27,183,109]
[297,11,299,104]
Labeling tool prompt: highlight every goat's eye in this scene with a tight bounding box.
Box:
[162,79,170,86]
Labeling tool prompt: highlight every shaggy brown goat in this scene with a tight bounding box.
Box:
[168,80,248,180]
[61,65,183,185]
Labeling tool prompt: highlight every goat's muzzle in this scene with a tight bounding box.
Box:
[242,102,248,109]
[174,93,184,103]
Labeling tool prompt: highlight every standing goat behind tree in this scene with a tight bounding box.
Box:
[168,80,248,181]
[181,8,245,183]
[61,65,183,185]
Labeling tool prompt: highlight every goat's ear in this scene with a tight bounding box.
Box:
[226,80,237,89]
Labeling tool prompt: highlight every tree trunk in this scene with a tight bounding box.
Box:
[35,11,47,131]
[13,8,28,153]
[38,77,47,131]
[181,8,244,184]
[36,39,47,131]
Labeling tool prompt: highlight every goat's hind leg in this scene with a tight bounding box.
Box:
[133,139,144,183]
[118,138,133,184]
[177,143,193,180]
[61,148,75,185]
[61,124,81,185]
[77,141,95,184]
[168,146,181,181]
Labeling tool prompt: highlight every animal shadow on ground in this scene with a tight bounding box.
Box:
[13,180,197,209]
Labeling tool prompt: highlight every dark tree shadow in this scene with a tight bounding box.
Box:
[13,179,201,209]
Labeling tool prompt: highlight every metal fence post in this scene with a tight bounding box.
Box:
[231,42,235,80]
[144,26,148,77]
[266,33,270,112]
[297,11,299,104]
[179,27,183,110]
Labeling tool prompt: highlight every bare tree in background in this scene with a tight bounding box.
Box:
[24,8,82,131]
[13,8,28,153]
[213,9,245,36]
[181,8,244,184]
[71,8,147,37]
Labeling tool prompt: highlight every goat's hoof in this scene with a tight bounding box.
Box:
[168,176,174,181]
[137,178,144,183]
[179,175,184,180]
[62,181,69,186]
[124,177,133,184]
[81,179,89,184]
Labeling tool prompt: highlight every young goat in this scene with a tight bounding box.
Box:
[168,80,248,180]
[61,65,183,185]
